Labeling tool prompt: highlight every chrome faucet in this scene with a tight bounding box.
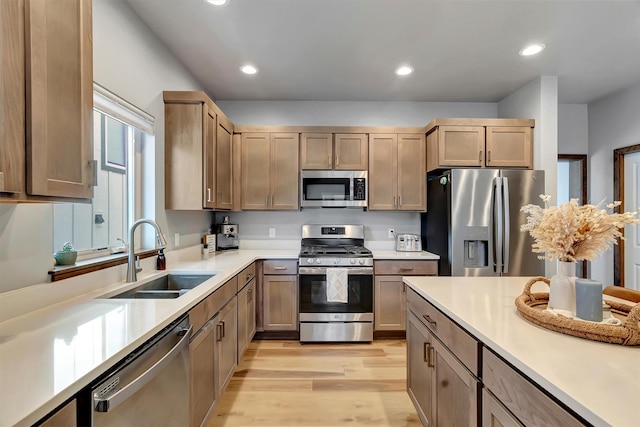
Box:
[127,218,168,282]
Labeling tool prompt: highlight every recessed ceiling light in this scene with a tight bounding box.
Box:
[240,64,258,75]
[205,0,228,6]
[519,43,546,56]
[394,65,414,76]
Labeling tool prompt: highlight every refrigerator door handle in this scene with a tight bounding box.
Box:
[494,177,503,274]
[502,177,510,274]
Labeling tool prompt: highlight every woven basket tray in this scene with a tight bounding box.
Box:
[515,277,640,346]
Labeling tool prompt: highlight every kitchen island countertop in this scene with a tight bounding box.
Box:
[404,276,640,427]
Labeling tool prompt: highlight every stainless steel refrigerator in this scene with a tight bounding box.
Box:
[422,169,545,276]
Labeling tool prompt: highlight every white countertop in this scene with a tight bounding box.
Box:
[372,250,439,260]
[0,249,297,427]
[404,276,640,427]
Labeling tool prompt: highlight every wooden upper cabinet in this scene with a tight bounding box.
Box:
[369,133,425,211]
[300,133,332,169]
[425,118,534,172]
[25,0,93,199]
[270,133,299,210]
[164,102,207,210]
[164,91,236,211]
[397,134,426,211]
[0,0,25,196]
[241,133,270,210]
[486,126,532,168]
[300,132,368,170]
[216,116,233,210]
[204,106,216,209]
[334,133,368,170]
[241,132,299,210]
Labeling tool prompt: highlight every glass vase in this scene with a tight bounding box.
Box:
[548,260,577,314]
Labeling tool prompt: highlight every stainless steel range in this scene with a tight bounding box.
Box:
[298,224,374,342]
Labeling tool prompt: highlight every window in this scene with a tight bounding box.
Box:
[52,84,155,260]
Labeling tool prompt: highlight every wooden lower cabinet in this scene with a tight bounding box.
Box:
[263,275,298,331]
[216,298,238,394]
[237,278,256,360]
[374,260,437,332]
[37,399,76,427]
[407,311,480,427]
[189,319,217,427]
[374,276,406,331]
[482,389,523,427]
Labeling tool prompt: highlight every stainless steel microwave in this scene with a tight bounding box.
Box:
[300,170,367,208]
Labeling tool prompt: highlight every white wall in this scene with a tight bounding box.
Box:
[588,80,640,286]
[216,100,497,126]
[0,0,211,293]
[558,104,588,154]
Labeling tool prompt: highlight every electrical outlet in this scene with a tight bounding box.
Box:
[174,232,180,247]
[388,228,395,239]
[269,227,276,238]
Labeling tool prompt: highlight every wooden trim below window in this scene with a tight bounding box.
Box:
[49,249,158,282]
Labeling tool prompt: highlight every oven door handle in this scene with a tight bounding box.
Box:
[298,267,373,275]
[94,325,192,413]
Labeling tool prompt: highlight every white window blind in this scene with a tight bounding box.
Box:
[93,82,155,135]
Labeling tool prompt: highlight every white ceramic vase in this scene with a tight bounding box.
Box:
[548,260,577,314]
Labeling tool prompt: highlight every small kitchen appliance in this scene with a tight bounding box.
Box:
[215,218,239,251]
[298,224,374,343]
[395,233,422,252]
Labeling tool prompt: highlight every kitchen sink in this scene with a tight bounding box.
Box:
[105,273,216,299]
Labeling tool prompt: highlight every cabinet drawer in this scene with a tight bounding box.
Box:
[483,348,586,427]
[190,276,238,332]
[407,288,479,375]
[263,260,298,275]
[238,263,256,288]
[375,260,437,275]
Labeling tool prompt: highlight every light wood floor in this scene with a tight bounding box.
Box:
[209,339,421,427]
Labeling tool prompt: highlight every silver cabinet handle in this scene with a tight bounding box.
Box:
[207,188,212,202]
[216,323,223,342]
[274,266,287,271]
[423,314,437,328]
[265,195,268,207]
[393,196,397,207]
[488,151,492,163]
[427,344,435,368]
[221,320,226,338]
[399,196,402,207]
[94,325,192,412]
[479,150,483,162]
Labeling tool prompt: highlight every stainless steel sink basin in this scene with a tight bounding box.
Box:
[106,273,216,299]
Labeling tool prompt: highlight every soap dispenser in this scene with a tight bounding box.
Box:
[156,248,166,270]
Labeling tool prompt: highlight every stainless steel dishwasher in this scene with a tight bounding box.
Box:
[80,315,192,427]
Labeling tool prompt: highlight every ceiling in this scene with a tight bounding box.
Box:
[125,0,640,104]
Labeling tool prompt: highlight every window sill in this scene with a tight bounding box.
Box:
[48,249,159,282]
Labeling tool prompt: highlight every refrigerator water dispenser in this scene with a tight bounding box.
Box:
[463,226,489,268]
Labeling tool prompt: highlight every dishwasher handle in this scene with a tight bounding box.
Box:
[94,325,192,413]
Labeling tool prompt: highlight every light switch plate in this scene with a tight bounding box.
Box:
[174,232,180,247]
[269,227,276,238]
[388,228,395,239]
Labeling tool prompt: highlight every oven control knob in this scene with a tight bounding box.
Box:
[334,259,339,265]
[350,259,356,265]
[307,258,314,264]
[315,258,321,264]
[358,259,365,265]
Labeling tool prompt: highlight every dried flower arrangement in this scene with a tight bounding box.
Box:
[520,195,640,262]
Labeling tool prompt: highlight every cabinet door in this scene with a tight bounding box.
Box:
[204,107,216,209]
[270,133,299,210]
[247,279,256,341]
[397,133,426,211]
[216,116,233,209]
[432,335,480,427]
[374,276,406,331]
[437,126,485,168]
[25,0,93,199]
[0,0,25,196]
[407,311,434,427]
[263,275,298,331]
[190,321,216,427]
[368,134,398,210]
[39,399,76,427]
[217,298,238,395]
[300,133,332,169]
[241,133,270,209]
[485,126,532,168]
[165,102,205,210]
[237,284,249,360]
[334,133,368,170]
[482,389,524,427]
